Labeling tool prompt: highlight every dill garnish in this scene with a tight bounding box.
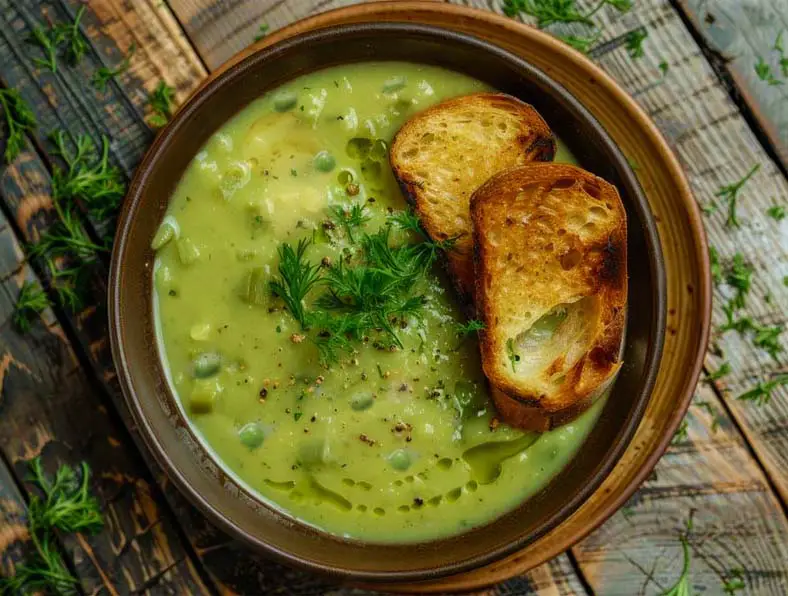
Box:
[725,253,752,310]
[556,33,598,54]
[12,281,51,332]
[660,535,692,595]
[502,0,595,27]
[49,130,126,221]
[715,164,760,228]
[269,238,321,327]
[456,319,485,337]
[147,81,176,128]
[707,361,731,382]
[737,374,788,406]
[754,56,783,86]
[722,568,746,594]
[330,203,370,243]
[254,23,270,42]
[766,202,786,221]
[0,88,37,163]
[27,5,88,73]
[0,457,103,595]
[659,60,669,75]
[92,42,136,91]
[709,246,722,284]
[625,28,648,59]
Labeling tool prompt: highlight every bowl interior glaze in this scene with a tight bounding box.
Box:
[109,24,665,582]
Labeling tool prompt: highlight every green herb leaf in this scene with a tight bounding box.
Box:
[147,81,176,128]
[555,33,598,54]
[737,374,788,406]
[724,253,752,310]
[722,568,746,594]
[659,535,692,595]
[254,23,270,42]
[92,42,136,91]
[766,203,786,221]
[330,203,371,243]
[12,281,51,332]
[456,319,485,337]
[659,60,669,75]
[502,0,594,27]
[709,246,722,285]
[755,56,783,85]
[715,164,760,228]
[27,5,88,73]
[671,418,689,444]
[269,238,322,327]
[625,28,648,59]
[707,362,731,382]
[0,89,37,163]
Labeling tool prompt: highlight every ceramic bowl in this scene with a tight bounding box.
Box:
[109,23,666,583]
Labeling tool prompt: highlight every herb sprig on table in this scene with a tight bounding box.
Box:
[714,164,760,228]
[147,81,176,128]
[0,89,37,163]
[0,458,104,595]
[92,43,137,91]
[269,211,451,364]
[28,5,88,73]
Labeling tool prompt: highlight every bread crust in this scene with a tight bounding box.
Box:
[472,163,627,430]
[390,92,555,307]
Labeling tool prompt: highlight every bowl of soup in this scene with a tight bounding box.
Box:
[109,23,665,582]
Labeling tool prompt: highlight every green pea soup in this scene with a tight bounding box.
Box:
[152,61,604,542]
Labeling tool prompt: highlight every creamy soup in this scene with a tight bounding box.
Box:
[152,62,604,542]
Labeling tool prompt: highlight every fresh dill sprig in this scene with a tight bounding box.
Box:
[502,0,594,27]
[12,281,51,332]
[388,208,423,236]
[27,6,88,73]
[660,535,692,595]
[456,319,485,337]
[766,202,786,221]
[659,60,670,75]
[269,238,321,327]
[92,42,136,91]
[752,323,784,360]
[737,374,788,406]
[755,56,783,86]
[147,81,176,128]
[725,253,752,310]
[330,203,370,243]
[625,28,648,59]
[722,568,746,594]
[49,130,126,221]
[0,88,37,163]
[556,33,599,54]
[254,23,270,42]
[671,417,689,444]
[707,361,731,382]
[709,246,722,284]
[715,164,760,228]
[0,457,103,595]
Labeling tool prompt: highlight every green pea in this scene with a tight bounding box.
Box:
[297,438,331,469]
[151,217,178,250]
[273,90,297,112]
[239,423,265,449]
[388,449,411,471]
[313,151,336,172]
[346,137,372,160]
[192,352,221,378]
[382,76,406,93]
[350,393,374,411]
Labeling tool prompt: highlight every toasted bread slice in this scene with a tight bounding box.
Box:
[390,93,555,305]
[472,163,627,430]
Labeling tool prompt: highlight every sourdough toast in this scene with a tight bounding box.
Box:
[471,163,627,430]
[390,93,555,306]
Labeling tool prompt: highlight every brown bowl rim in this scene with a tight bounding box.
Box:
[109,22,667,582]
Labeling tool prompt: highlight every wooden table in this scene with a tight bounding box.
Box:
[1,1,786,594]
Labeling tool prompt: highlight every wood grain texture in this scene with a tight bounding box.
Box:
[677,0,788,170]
[575,383,788,595]
[0,172,209,593]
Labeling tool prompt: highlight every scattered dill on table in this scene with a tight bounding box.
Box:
[708,246,722,285]
[555,33,599,54]
[737,373,788,406]
[0,88,37,163]
[92,42,137,91]
[724,253,752,310]
[766,202,786,221]
[625,28,648,58]
[707,361,731,382]
[659,60,669,75]
[714,163,760,228]
[27,5,89,73]
[147,81,176,128]
[254,23,270,42]
[12,281,51,332]
[0,457,104,595]
[722,568,746,594]
[754,56,783,86]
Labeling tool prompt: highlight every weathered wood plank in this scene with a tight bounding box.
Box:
[574,383,788,595]
[677,0,788,171]
[0,150,211,594]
